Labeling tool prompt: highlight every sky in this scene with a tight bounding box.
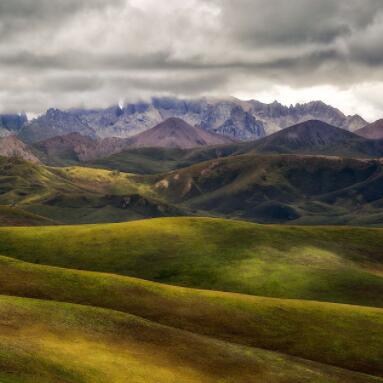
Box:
[1,0,383,121]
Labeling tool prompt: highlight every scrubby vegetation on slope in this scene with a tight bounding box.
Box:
[0,156,185,223]
[152,154,383,225]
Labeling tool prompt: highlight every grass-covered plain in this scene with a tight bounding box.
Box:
[0,255,382,377]
[0,217,382,307]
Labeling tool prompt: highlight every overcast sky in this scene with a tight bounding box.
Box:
[1,0,383,120]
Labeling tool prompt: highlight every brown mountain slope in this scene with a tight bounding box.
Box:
[34,132,129,163]
[0,135,40,163]
[355,119,383,140]
[237,120,383,158]
[126,117,234,149]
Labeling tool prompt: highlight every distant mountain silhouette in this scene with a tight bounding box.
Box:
[125,117,233,149]
[355,119,383,140]
[243,120,383,158]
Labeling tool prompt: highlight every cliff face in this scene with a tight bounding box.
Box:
[33,132,128,162]
[0,136,40,163]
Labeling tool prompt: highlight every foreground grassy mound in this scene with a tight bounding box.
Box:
[0,217,382,307]
[0,256,382,377]
[0,295,380,383]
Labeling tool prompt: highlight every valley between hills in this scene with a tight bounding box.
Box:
[0,102,383,382]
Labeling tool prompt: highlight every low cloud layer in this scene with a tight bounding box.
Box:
[1,0,383,120]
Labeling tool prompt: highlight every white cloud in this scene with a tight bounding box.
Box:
[0,0,383,120]
[235,82,383,121]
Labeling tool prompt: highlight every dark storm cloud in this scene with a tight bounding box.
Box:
[0,0,382,116]
[0,0,123,39]
[217,0,381,45]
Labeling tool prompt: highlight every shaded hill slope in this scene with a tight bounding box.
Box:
[355,119,383,140]
[0,256,382,378]
[90,144,240,174]
[0,156,186,224]
[0,205,56,226]
[4,153,383,225]
[152,154,383,225]
[1,294,381,383]
[0,217,382,307]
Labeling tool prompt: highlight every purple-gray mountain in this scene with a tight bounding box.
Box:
[6,97,367,143]
[0,113,28,137]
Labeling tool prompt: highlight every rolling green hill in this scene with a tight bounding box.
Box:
[1,294,381,383]
[0,217,382,381]
[0,257,383,382]
[0,217,382,307]
[0,156,186,224]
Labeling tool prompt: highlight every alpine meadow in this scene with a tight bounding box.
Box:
[0,1,383,382]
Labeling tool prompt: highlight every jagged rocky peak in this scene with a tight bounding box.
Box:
[0,113,28,137]
[18,107,97,143]
[12,97,369,143]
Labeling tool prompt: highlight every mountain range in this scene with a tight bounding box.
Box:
[33,117,232,164]
[239,120,383,158]
[2,118,381,168]
[0,104,382,226]
[1,97,368,143]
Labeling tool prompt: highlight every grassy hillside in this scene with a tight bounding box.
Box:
[1,294,381,383]
[0,205,56,226]
[3,154,383,225]
[0,256,382,378]
[0,156,186,224]
[90,144,240,174]
[0,217,382,307]
[152,154,383,225]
